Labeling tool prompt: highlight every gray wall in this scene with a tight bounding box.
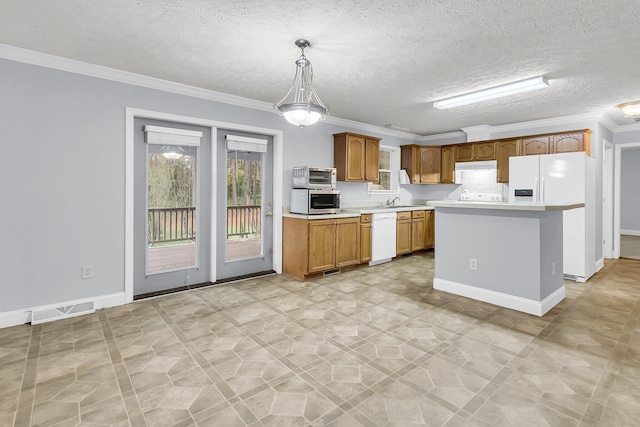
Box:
[0,57,421,313]
[0,55,625,315]
[620,149,640,232]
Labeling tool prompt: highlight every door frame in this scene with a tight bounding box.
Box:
[125,107,283,303]
[613,141,640,259]
[602,139,613,259]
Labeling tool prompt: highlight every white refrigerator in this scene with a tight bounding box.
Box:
[509,152,595,282]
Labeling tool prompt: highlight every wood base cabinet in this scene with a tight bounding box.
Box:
[283,217,360,280]
[360,214,372,263]
[425,210,435,248]
[396,210,428,255]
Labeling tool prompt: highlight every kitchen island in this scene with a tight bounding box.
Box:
[427,200,584,316]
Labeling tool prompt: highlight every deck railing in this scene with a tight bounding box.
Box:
[148,205,261,245]
[148,207,196,245]
[227,205,261,238]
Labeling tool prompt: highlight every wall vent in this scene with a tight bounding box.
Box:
[31,301,95,325]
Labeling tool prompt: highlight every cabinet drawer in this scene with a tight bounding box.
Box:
[397,211,411,220]
[411,210,425,219]
[360,214,372,223]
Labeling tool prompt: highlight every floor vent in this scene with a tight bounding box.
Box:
[31,301,95,325]
[323,269,341,276]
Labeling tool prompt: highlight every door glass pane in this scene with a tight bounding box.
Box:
[146,144,197,274]
[227,149,262,261]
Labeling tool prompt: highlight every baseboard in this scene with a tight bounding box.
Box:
[0,292,127,329]
[621,229,640,236]
[596,258,605,272]
[433,278,565,317]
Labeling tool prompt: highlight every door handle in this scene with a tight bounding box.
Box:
[265,210,273,217]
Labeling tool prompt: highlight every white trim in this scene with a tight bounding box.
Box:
[125,108,283,304]
[621,229,640,236]
[614,122,640,133]
[0,293,126,329]
[433,278,565,316]
[416,131,467,143]
[613,141,640,258]
[602,140,614,259]
[596,258,605,272]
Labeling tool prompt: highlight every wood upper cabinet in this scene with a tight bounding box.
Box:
[496,139,519,183]
[521,136,552,156]
[455,141,496,162]
[440,145,455,183]
[475,141,496,160]
[520,130,591,156]
[283,216,360,279]
[359,214,372,263]
[552,131,591,155]
[455,143,474,162]
[401,145,441,184]
[424,210,435,248]
[334,132,380,182]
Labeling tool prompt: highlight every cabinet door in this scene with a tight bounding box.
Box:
[411,216,426,251]
[455,143,474,162]
[360,223,372,263]
[335,219,360,268]
[552,133,585,154]
[364,138,380,182]
[345,135,366,181]
[419,147,441,183]
[474,141,496,160]
[496,140,519,183]
[440,146,455,183]
[521,136,551,155]
[424,211,435,248]
[396,219,412,255]
[308,220,336,273]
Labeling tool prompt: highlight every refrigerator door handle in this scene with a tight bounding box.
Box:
[534,176,539,202]
[541,176,545,202]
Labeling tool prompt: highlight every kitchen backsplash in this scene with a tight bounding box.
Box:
[459,168,503,195]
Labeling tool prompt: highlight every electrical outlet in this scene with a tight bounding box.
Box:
[552,262,556,276]
[469,258,478,271]
[81,265,94,279]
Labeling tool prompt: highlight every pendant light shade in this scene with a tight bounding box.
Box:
[274,39,328,127]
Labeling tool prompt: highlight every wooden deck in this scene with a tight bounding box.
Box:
[148,238,261,273]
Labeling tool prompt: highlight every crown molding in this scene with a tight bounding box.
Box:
[0,43,275,112]
[2,44,632,139]
[415,131,467,143]
[614,121,640,133]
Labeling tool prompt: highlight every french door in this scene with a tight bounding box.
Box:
[215,129,274,281]
[133,118,212,297]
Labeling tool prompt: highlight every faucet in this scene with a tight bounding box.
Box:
[386,196,400,207]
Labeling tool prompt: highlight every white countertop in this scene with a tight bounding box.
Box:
[283,204,434,219]
[343,205,434,214]
[427,200,585,211]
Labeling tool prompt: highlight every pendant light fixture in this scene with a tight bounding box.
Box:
[274,39,328,127]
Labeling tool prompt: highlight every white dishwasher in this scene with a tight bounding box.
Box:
[370,212,397,266]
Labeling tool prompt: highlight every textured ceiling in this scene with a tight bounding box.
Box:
[2,0,640,135]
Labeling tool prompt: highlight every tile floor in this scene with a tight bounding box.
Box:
[1,252,639,426]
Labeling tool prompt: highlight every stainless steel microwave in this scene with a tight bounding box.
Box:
[292,166,336,189]
[290,189,340,214]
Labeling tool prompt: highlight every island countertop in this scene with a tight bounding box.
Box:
[427,200,584,211]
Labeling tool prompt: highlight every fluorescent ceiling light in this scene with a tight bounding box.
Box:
[434,76,549,109]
